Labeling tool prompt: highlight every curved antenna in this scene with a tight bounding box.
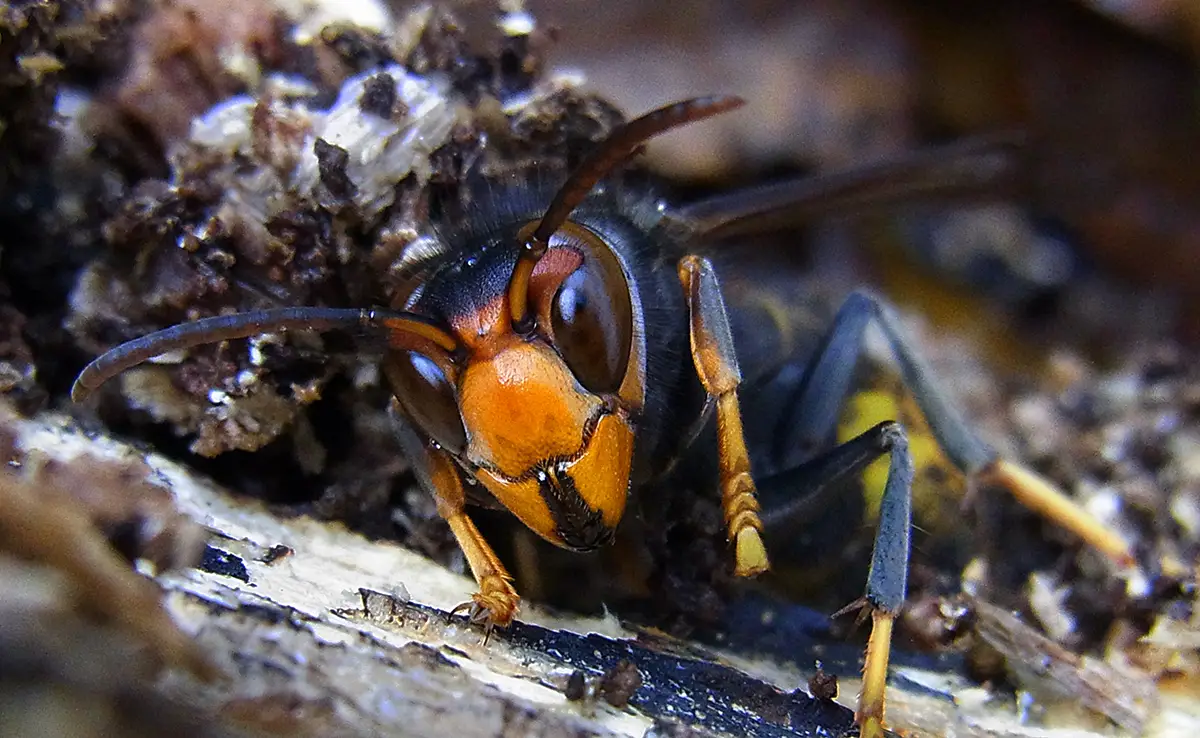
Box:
[507,95,746,329]
[72,306,458,402]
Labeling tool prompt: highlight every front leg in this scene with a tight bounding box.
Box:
[678,255,770,577]
[390,401,519,634]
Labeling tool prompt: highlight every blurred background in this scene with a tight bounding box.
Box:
[3,0,1199,734]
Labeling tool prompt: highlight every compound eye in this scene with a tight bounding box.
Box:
[388,351,467,454]
[550,252,632,394]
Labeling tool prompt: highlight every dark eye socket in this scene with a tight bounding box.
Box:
[386,351,467,454]
[550,252,632,394]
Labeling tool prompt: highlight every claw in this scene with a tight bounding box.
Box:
[451,599,498,643]
[449,580,519,644]
[449,599,475,620]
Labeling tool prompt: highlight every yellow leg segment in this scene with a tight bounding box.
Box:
[445,511,520,632]
[679,255,770,577]
[983,459,1134,568]
[716,391,770,576]
[417,433,520,633]
[858,608,895,738]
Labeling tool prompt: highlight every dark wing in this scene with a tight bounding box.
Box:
[675,133,1025,241]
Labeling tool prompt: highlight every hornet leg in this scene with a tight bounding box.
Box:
[757,420,913,738]
[775,290,1131,567]
[678,254,770,577]
[758,289,1132,737]
[390,401,519,637]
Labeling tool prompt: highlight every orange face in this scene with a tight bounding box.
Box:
[389,221,646,551]
[461,339,634,550]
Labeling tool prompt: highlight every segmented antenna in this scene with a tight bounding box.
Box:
[72,307,458,402]
[506,95,745,330]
